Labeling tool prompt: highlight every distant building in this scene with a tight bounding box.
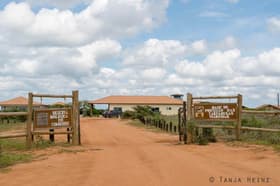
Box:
[89,95,183,115]
[0,96,43,111]
[255,104,280,111]
[170,94,184,100]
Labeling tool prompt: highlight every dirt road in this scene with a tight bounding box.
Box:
[1,118,280,186]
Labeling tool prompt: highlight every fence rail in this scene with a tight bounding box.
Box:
[242,110,280,115]
[143,118,177,134]
[0,90,80,147]
[192,95,238,99]
[0,112,28,116]
[196,125,235,129]
[196,125,280,132]
[241,126,280,132]
[32,94,73,98]
[182,93,280,144]
[0,133,27,139]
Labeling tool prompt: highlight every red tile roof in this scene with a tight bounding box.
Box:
[0,96,42,106]
[89,96,183,105]
[51,101,66,106]
[255,104,280,110]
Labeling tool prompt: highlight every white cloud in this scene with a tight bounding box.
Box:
[140,68,166,81]
[0,8,279,110]
[0,1,169,46]
[123,38,187,67]
[221,36,237,49]
[267,17,280,33]
[85,43,279,106]
[0,39,121,78]
[175,49,240,80]
[191,40,207,54]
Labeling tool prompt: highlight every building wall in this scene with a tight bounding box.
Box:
[0,105,45,111]
[0,106,27,111]
[109,104,182,115]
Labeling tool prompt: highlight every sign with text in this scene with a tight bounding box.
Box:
[34,108,72,129]
[194,103,237,121]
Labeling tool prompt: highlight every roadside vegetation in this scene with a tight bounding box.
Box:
[0,103,91,170]
[0,136,77,169]
[80,101,103,117]
[0,108,27,125]
[122,106,159,120]
[0,138,32,169]
[123,107,280,149]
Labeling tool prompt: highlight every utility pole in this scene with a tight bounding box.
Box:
[277,93,279,107]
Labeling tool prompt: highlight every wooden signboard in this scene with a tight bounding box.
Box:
[34,108,72,129]
[193,103,237,121]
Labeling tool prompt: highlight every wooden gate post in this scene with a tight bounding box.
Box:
[236,94,242,140]
[178,108,182,141]
[186,93,193,144]
[72,90,80,145]
[183,101,187,144]
[26,92,33,148]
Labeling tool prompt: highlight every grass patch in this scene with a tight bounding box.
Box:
[160,115,178,126]
[0,152,32,168]
[129,113,280,150]
[127,119,169,134]
[0,122,26,132]
[0,138,31,168]
[0,139,27,151]
[0,136,75,169]
[58,148,86,154]
[240,131,280,152]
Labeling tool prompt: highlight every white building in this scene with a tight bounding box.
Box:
[89,95,183,115]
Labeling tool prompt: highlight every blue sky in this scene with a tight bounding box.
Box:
[0,0,279,107]
[136,0,280,51]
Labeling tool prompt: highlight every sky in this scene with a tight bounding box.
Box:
[0,0,279,107]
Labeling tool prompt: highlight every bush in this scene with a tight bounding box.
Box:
[268,134,280,144]
[122,106,158,121]
[122,111,136,119]
[80,101,102,117]
[242,116,264,128]
[197,135,208,145]
[203,128,217,142]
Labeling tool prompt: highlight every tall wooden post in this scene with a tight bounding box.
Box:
[26,92,33,148]
[178,108,182,141]
[236,94,242,140]
[72,90,80,145]
[183,101,187,144]
[186,93,193,144]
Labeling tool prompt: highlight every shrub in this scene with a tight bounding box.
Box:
[80,101,102,117]
[242,116,264,128]
[197,135,208,145]
[122,106,157,121]
[203,128,217,142]
[268,134,280,144]
[122,111,136,119]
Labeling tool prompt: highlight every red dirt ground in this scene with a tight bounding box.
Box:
[1,118,280,186]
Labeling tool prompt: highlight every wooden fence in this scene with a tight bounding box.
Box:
[0,90,80,148]
[143,118,178,133]
[181,93,280,144]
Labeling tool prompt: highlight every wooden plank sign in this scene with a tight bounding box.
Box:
[34,108,72,129]
[193,103,237,121]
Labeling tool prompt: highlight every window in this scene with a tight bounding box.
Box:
[166,107,172,110]
[113,107,122,112]
[151,107,160,113]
